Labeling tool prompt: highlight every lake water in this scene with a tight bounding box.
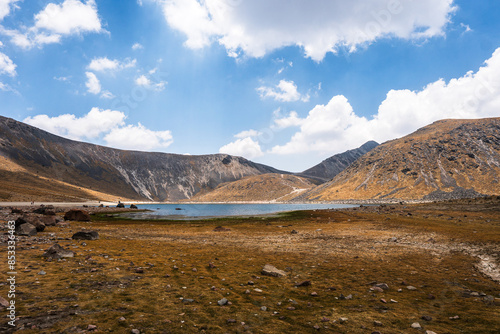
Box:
[133,203,359,219]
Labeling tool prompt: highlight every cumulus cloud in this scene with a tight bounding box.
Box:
[1,0,103,49]
[271,47,500,155]
[104,123,173,151]
[272,110,305,129]
[100,90,114,99]
[135,74,167,91]
[132,42,143,50]
[85,71,101,94]
[87,57,136,72]
[157,0,456,61]
[0,51,16,76]
[234,129,261,139]
[24,108,174,151]
[257,80,309,102]
[0,0,19,21]
[219,137,264,159]
[23,108,126,140]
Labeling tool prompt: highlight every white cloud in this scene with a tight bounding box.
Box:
[257,80,309,102]
[23,108,126,140]
[104,123,173,151]
[34,0,102,35]
[272,111,304,129]
[87,57,136,72]
[1,0,103,49]
[271,47,500,155]
[234,129,261,139]
[132,42,143,50]
[54,76,71,81]
[0,81,18,94]
[135,74,167,91]
[0,51,16,76]
[100,90,114,99]
[0,0,19,21]
[85,71,101,94]
[157,0,456,61]
[24,108,174,152]
[219,137,263,159]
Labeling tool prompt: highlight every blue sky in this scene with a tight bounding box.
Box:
[0,0,499,172]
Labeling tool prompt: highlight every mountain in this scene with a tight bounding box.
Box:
[0,116,284,202]
[300,118,500,201]
[298,141,379,182]
[189,173,317,202]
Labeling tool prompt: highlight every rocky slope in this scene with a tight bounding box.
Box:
[189,173,317,202]
[0,116,283,201]
[300,118,500,201]
[298,141,379,182]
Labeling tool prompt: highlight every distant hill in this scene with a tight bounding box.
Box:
[300,118,500,201]
[189,173,317,202]
[298,141,379,182]
[0,116,284,202]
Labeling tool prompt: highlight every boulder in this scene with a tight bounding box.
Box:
[16,215,45,232]
[261,264,287,277]
[130,204,138,209]
[16,223,37,236]
[116,203,125,208]
[43,244,75,259]
[72,231,99,240]
[40,215,58,226]
[11,208,23,214]
[0,296,9,309]
[64,209,91,221]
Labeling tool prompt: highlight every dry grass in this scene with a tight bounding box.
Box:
[0,199,499,333]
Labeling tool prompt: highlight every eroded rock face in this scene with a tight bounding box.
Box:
[64,210,91,221]
[261,264,287,277]
[43,244,75,260]
[72,231,99,240]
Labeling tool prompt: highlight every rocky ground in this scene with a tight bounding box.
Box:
[0,198,499,333]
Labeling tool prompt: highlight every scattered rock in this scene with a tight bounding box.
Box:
[0,296,9,309]
[374,283,389,290]
[64,209,91,221]
[291,230,298,234]
[226,319,236,324]
[72,231,99,240]
[87,324,97,331]
[11,208,23,214]
[213,226,231,232]
[411,322,422,329]
[116,203,125,208]
[310,292,318,297]
[254,288,263,293]
[182,299,195,303]
[260,306,267,311]
[295,280,311,287]
[421,315,432,321]
[38,270,46,275]
[118,317,126,322]
[449,315,460,320]
[374,320,383,327]
[208,262,216,269]
[426,331,437,334]
[407,286,417,291]
[40,215,58,226]
[16,223,37,236]
[339,317,348,323]
[218,298,228,306]
[372,287,384,293]
[130,204,138,209]
[320,317,330,322]
[43,244,75,260]
[388,237,398,242]
[261,264,287,277]
[135,268,144,274]
[131,330,140,334]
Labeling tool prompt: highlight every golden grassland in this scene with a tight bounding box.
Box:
[0,198,499,333]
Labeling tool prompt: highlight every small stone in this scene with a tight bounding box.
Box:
[260,306,267,311]
[380,298,387,303]
[374,320,383,327]
[295,280,311,287]
[339,317,348,323]
[291,230,298,234]
[313,325,320,330]
[421,315,432,321]
[182,299,195,303]
[72,231,99,240]
[411,322,422,329]
[426,331,437,334]
[372,287,384,293]
[87,324,97,331]
[287,307,296,311]
[192,268,197,272]
[208,262,216,269]
[321,317,330,322]
[248,281,255,285]
[135,268,144,274]
[311,292,318,297]
[118,317,126,322]
[390,299,398,303]
[345,294,353,300]
[0,296,9,309]
[374,283,389,290]
[407,286,417,291]
[427,294,436,300]
[261,264,287,277]
[226,319,236,324]
[38,270,46,275]
[449,315,460,320]
[131,329,140,334]
[254,288,263,293]
[218,298,228,306]
[245,289,250,294]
